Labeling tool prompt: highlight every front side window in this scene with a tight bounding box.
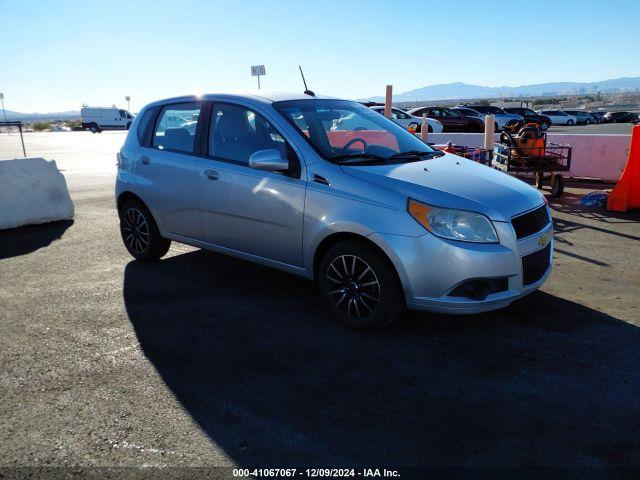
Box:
[274,99,439,164]
[153,102,201,153]
[119,110,127,118]
[209,103,290,164]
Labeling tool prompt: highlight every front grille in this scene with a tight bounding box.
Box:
[511,205,550,239]
[522,243,551,286]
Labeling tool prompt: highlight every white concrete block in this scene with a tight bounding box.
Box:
[0,158,74,230]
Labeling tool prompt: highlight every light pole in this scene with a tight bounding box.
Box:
[0,93,7,122]
[125,96,131,112]
[0,93,10,136]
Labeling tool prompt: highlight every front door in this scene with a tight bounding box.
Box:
[199,102,305,267]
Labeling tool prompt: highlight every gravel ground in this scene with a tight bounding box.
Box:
[1,132,640,474]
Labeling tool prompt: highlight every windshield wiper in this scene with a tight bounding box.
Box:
[388,150,445,159]
[331,152,389,164]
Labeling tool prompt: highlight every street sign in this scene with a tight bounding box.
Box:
[125,96,130,102]
[251,65,266,76]
[0,93,4,99]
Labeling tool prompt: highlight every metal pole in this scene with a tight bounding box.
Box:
[19,124,26,157]
[258,75,261,90]
[127,100,130,111]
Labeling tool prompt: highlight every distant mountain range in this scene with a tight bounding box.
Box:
[363,76,640,102]
[2,110,80,122]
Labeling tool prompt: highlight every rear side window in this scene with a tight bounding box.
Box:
[153,102,201,153]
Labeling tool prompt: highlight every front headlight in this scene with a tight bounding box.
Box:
[408,199,498,243]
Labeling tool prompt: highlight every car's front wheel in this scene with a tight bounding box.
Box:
[318,240,404,331]
[567,120,574,126]
[119,199,171,261]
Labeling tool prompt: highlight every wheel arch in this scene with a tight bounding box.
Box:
[117,190,167,237]
[312,232,403,291]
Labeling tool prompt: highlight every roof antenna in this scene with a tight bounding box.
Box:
[299,65,315,97]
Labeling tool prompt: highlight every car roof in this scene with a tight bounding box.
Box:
[145,90,340,108]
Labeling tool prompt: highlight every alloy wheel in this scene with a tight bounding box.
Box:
[325,254,381,321]
[121,208,150,255]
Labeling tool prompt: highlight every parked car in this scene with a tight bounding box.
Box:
[603,111,638,123]
[463,105,524,131]
[589,111,607,124]
[537,110,578,125]
[503,107,552,131]
[407,106,484,132]
[562,110,594,124]
[81,107,134,133]
[116,92,552,330]
[369,106,443,133]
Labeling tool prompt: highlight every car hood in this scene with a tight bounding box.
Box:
[341,153,544,222]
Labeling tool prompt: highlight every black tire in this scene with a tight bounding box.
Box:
[89,124,99,133]
[541,122,550,131]
[567,120,574,126]
[494,122,500,133]
[428,125,433,133]
[126,122,132,130]
[318,240,404,331]
[466,123,482,133]
[119,199,171,261]
[551,175,564,198]
[585,118,591,125]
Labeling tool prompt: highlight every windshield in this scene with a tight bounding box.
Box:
[273,99,438,164]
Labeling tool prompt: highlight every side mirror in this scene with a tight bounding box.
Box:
[248,149,289,172]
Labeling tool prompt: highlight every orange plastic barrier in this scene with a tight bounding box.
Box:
[607,125,640,212]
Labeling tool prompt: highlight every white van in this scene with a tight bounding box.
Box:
[81,107,135,133]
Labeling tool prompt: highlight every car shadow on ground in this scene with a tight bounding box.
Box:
[123,250,640,467]
[0,219,73,260]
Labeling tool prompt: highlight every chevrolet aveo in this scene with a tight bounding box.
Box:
[116,92,553,330]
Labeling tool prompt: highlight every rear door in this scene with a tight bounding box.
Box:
[198,101,306,266]
[134,101,204,239]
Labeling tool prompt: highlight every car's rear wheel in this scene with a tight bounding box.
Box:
[567,120,574,126]
[541,122,550,131]
[119,199,170,261]
[466,123,482,133]
[318,240,404,331]
[585,118,591,125]
[89,124,99,133]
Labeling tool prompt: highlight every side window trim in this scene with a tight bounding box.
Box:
[205,100,301,178]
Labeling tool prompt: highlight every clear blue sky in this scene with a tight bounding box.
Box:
[1,0,639,113]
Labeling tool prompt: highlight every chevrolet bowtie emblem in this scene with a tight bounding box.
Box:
[538,233,550,246]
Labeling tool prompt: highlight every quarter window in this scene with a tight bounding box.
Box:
[153,102,201,153]
[209,103,290,165]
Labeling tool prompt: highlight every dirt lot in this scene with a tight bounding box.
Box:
[1,132,640,471]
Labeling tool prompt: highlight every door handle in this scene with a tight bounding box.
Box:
[140,156,150,165]
[205,169,219,180]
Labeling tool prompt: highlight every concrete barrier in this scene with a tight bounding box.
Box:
[0,158,74,230]
[425,133,631,182]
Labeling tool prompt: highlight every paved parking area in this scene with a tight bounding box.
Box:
[1,132,640,470]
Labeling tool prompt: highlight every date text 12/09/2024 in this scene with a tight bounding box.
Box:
[233,468,401,478]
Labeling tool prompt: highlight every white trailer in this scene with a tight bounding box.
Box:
[81,107,134,133]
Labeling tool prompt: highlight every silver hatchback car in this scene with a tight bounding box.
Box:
[116,91,553,330]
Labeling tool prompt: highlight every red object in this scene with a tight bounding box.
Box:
[607,125,640,212]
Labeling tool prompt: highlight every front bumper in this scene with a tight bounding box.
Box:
[369,220,553,315]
